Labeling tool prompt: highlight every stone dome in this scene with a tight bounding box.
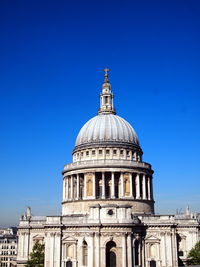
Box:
[75,114,139,149]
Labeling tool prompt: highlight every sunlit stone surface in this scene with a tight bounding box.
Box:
[17,70,200,267]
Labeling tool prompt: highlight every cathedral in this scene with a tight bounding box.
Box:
[17,69,200,267]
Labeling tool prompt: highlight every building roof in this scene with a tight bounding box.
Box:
[75,114,139,148]
[74,69,140,151]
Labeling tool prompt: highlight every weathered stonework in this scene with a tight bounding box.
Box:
[17,70,200,267]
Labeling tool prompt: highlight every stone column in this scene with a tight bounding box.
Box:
[88,234,94,267]
[102,172,105,198]
[132,238,136,267]
[127,234,132,267]
[147,176,151,200]
[63,178,66,201]
[17,232,22,258]
[44,233,51,267]
[24,232,29,258]
[84,173,87,198]
[66,177,69,200]
[95,233,100,267]
[70,176,74,199]
[130,173,133,197]
[120,172,124,198]
[111,172,115,198]
[93,173,96,198]
[61,242,64,267]
[150,176,154,200]
[172,227,178,267]
[136,173,140,199]
[54,233,61,267]
[50,233,55,267]
[122,233,127,267]
[77,174,80,199]
[21,232,24,258]
[142,174,147,200]
[67,176,70,199]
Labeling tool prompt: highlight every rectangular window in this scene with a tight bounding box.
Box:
[81,152,83,156]
[92,150,95,155]
[113,149,117,155]
[99,150,102,155]
[105,96,108,104]
[86,151,89,156]
[120,150,124,155]
[106,149,110,155]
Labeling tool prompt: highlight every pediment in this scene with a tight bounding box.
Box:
[145,234,160,242]
[32,234,44,241]
[62,236,77,243]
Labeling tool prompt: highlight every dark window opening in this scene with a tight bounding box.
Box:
[106,241,116,267]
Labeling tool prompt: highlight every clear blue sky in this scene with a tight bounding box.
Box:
[0,0,200,227]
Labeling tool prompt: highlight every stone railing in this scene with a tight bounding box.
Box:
[63,159,151,172]
[46,216,61,225]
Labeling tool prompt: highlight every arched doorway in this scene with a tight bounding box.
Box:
[150,260,156,267]
[66,260,72,267]
[106,241,116,267]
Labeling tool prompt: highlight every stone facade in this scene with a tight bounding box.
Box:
[17,69,200,267]
[0,227,17,267]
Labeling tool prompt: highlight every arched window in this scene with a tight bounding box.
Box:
[66,244,74,258]
[106,241,116,267]
[150,244,156,257]
[83,241,88,266]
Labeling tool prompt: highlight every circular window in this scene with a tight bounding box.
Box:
[107,209,114,215]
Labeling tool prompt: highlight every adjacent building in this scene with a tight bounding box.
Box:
[17,70,200,267]
[0,227,17,267]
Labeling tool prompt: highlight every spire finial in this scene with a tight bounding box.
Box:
[98,68,116,115]
[103,67,110,83]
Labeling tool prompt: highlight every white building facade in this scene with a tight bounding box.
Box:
[17,70,200,267]
[0,228,17,267]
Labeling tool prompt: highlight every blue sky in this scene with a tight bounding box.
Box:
[0,0,200,226]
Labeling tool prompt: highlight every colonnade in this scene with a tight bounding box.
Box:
[63,172,153,202]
